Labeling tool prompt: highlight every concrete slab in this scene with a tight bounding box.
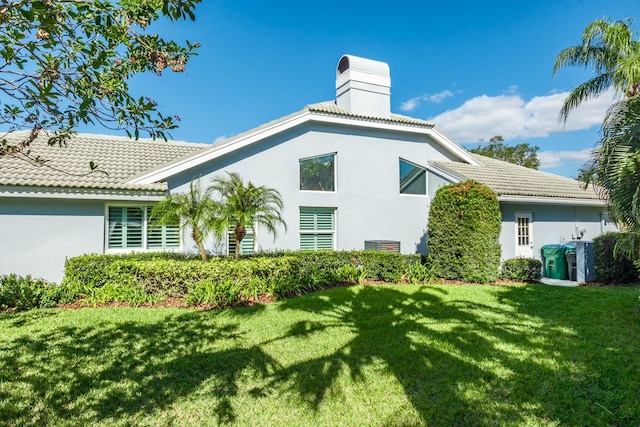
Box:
[540,277,579,287]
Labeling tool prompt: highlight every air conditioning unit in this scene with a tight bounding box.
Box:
[364,240,401,253]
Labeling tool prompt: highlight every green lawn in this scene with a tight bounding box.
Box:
[1,284,639,426]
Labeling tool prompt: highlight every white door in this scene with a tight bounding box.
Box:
[515,213,533,258]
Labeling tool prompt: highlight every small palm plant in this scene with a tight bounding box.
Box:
[210,172,287,260]
[150,178,217,261]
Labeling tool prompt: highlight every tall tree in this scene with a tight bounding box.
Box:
[469,135,540,169]
[0,0,200,162]
[210,172,286,260]
[553,18,640,121]
[150,178,216,261]
[555,17,640,258]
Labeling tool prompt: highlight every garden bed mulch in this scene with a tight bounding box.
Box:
[57,294,278,310]
[52,280,537,311]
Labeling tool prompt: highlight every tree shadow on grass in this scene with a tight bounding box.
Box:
[497,285,640,425]
[267,284,640,425]
[0,305,279,426]
[2,285,639,425]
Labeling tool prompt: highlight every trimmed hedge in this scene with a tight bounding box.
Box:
[61,252,198,301]
[428,180,502,283]
[0,274,63,310]
[61,250,425,307]
[501,258,542,282]
[593,232,640,284]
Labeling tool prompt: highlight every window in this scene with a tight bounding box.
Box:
[227,230,255,256]
[107,206,180,250]
[399,159,427,195]
[299,207,335,250]
[517,216,530,246]
[300,153,335,191]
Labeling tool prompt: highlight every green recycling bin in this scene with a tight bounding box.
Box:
[541,244,568,279]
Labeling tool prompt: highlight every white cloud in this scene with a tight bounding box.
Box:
[400,98,419,112]
[538,148,593,169]
[400,90,455,111]
[429,88,618,143]
[213,135,227,144]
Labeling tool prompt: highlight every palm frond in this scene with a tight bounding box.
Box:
[594,96,640,231]
[553,46,612,75]
[555,17,640,122]
[614,51,640,95]
[559,73,614,122]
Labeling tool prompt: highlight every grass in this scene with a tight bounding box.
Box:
[1,284,639,426]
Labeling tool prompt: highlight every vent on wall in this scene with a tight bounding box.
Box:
[364,240,401,253]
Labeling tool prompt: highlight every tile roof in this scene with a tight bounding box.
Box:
[306,101,435,127]
[0,131,207,192]
[432,154,601,201]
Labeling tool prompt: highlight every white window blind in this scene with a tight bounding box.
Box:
[107,206,180,250]
[300,208,335,250]
[228,231,255,256]
[146,207,180,249]
[108,207,143,249]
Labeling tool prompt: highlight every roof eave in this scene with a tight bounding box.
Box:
[426,162,467,183]
[498,195,606,206]
[0,185,168,201]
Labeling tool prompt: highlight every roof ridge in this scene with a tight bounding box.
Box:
[306,100,435,127]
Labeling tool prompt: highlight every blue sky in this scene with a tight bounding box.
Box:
[119,1,636,177]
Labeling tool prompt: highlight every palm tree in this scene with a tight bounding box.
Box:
[555,18,640,241]
[553,18,640,121]
[209,172,287,260]
[591,95,640,231]
[150,178,217,261]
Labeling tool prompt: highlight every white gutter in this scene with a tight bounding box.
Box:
[0,186,167,201]
[498,195,606,206]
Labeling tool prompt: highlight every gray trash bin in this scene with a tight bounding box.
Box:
[565,252,577,281]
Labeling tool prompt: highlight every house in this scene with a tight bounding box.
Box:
[0,55,617,282]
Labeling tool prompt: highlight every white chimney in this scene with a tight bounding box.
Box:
[336,54,391,118]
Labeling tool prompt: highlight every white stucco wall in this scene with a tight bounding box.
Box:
[1,120,618,283]
[0,197,105,282]
[168,122,461,255]
[499,202,617,261]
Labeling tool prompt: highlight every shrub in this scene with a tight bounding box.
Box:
[405,261,437,284]
[61,250,424,307]
[0,274,62,310]
[593,232,640,284]
[336,265,365,284]
[501,258,542,282]
[244,250,422,284]
[60,252,197,301]
[428,180,502,283]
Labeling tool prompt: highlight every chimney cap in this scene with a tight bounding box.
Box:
[337,54,390,78]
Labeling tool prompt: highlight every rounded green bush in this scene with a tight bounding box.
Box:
[428,180,502,283]
[501,258,542,282]
[593,232,640,284]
